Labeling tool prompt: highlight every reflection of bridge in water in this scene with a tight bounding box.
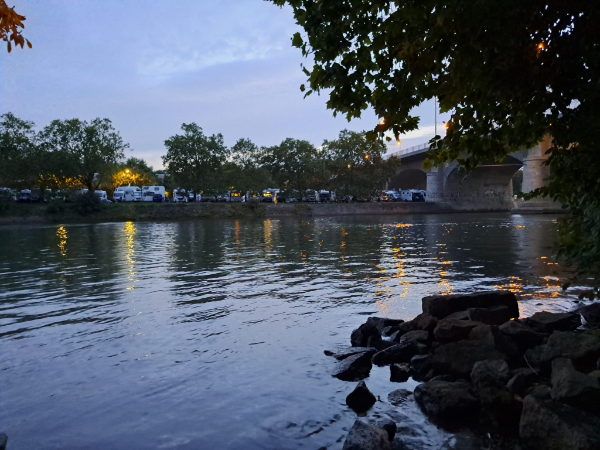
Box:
[387,136,552,210]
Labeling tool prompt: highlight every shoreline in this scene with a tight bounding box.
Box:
[0,201,565,225]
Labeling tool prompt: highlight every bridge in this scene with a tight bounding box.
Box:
[386,136,553,210]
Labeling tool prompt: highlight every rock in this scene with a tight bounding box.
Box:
[445,310,471,321]
[467,305,512,325]
[431,340,509,378]
[430,374,456,382]
[367,316,404,333]
[342,420,392,450]
[372,339,427,366]
[499,320,544,351]
[469,324,520,358]
[398,329,430,344]
[510,367,538,385]
[551,358,600,414]
[396,314,439,337]
[409,354,431,376]
[346,381,377,413]
[578,302,600,325]
[526,384,551,400]
[0,434,6,450]
[351,316,402,348]
[377,417,396,442]
[380,325,399,337]
[541,331,600,372]
[471,360,521,427]
[433,319,483,343]
[588,370,600,379]
[524,311,581,333]
[507,373,527,396]
[422,291,519,320]
[390,363,410,382]
[414,380,479,420]
[597,357,600,370]
[524,344,546,372]
[387,388,412,405]
[519,395,600,450]
[333,351,373,381]
[325,347,377,361]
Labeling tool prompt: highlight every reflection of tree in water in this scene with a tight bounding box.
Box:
[57,226,68,257]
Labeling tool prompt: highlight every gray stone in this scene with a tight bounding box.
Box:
[588,370,600,379]
[445,310,470,321]
[507,373,527,396]
[510,367,538,386]
[524,344,546,372]
[0,434,6,450]
[526,384,552,400]
[471,360,520,427]
[342,420,392,450]
[430,374,456,382]
[430,340,509,378]
[433,319,482,343]
[499,320,544,351]
[346,381,377,413]
[372,339,427,366]
[390,363,410,382]
[471,359,511,383]
[578,302,600,325]
[397,313,439,335]
[551,358,600,414]
[366,316,404,333]
[377,418,396,442]
[414,380,479,419]
[387,388,412,405]
[469,324,520,358]
[399,329,430,344]
[422,291,519,320]
[467,305,512,325]
[541,331,600,372]
[325,347,377,361]
[519,395,600,450]
[524,311,581,333]
[351,321,379,348]
[333,351,373,381]
[409,354,431,376]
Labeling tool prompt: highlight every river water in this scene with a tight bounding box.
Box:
[0,214,581,449]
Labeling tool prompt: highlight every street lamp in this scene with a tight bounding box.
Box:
[126,169,130,174]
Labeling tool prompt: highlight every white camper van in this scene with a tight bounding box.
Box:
[400,189,425,202]
[142,186,166,202]
[94,190,108,202]
[114,186,141,202]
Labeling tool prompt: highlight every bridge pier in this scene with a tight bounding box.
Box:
[521,136,552,194]
[425,168,444,202]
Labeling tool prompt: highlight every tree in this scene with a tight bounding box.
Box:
[324,130,400,199]
[224,138,274,193]
[162,123,229,196]
[0,0,31,53]
[126,157,154,176]
[0,112,38,189]
[260,138,322,193]
[272,1,600,286]
[38,118,128,193]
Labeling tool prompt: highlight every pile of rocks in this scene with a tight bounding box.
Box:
[326,292,600,450]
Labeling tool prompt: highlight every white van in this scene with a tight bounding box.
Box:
[400,189,426,202]
[317,190,336,203]
[94,190,108,202]
[173,189,188,203]
[142,186,166,202]
[114,185,141,202]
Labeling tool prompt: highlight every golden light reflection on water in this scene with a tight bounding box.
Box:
[56,226,68,257]
[123,221,137,290]
[235,220,240,244]
[263,219,272,253]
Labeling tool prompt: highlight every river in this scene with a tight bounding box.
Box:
[0,214,580,449]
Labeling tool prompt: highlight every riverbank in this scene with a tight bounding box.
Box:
[0,200,564,224]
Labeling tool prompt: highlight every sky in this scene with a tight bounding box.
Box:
[1,0,449,169]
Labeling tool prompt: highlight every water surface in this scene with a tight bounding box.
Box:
[0,214,579,449]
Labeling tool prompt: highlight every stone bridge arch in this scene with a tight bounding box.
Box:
[388,167,428,191]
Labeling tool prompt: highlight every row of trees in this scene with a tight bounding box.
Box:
[0,113,400,199]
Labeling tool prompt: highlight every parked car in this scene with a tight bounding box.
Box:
[152,193,163,203]
[380,190,401,202]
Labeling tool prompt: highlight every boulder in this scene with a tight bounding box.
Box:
[430,340,509,378]
[526,384,552,400]
[325,347,377,361]
[398,329,430,345]
[467,305,512,325]
[471,360,521,427]
[433,319,483,343]
[390,363,410,382]
[579,302,600,325]
[409,354,431,377]
[351,321,379,348]
[469,324,520,358]
[414,380,479,420]
[541,331,600,372]
[422,291,519,320]
[551,358,600,414]
[524,311,581,333]
[372,339,427,366]
[507,373,527,396]
[430,374,456,382]
[499,320,544,352]
[342,420,393,450]
[333,351,373,381]
[588,370,600,379]
[0,434,6,450]
[445,310,470,321]
[387,388,412,405]
[524,344,546,373]
[380,325,400,337]
[346,381,377,413]
[519,395,600,450]
[377,418,396,442]
[396,313,439,336]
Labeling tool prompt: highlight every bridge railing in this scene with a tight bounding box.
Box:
[388,142,430,159]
